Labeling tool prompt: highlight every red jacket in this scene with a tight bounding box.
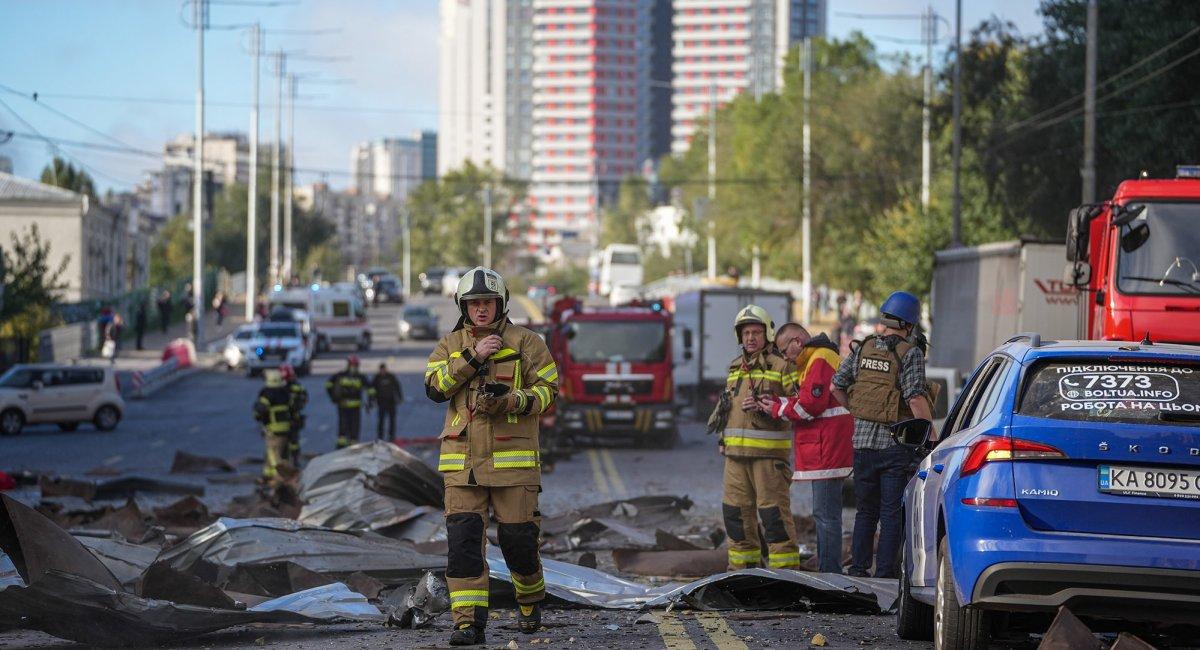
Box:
[768,334,854,481]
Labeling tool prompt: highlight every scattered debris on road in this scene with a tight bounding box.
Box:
[170,450,236,474]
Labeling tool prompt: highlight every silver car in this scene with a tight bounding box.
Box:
[0,364,124,435]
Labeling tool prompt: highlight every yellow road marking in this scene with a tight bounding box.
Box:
[587,449,610,495]
[694,611,749,650]
[656,612,696,650]
[600,448,627,497]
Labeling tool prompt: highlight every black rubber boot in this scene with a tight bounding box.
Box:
[449,623,485,646]
[517,604,541,633]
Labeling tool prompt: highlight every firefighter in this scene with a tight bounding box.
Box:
[253,368,295,483]
[325,355,373,449]
[718,305,802,571]
[280,364,307,465]
[830,290,937,578]
[425,266,557,646]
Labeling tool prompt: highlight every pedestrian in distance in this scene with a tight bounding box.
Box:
[425,266,558,646]
[325,355,373,449]
[212,291,228,326]
[756,323,854,574]
[134,301,148,351]
[280,363,307,466]
[831,291,938,578]
[181,284,196,341]
[156,289,172,334]
[253,368,297,484]
[710,305,803,572]
[370,362,403,441]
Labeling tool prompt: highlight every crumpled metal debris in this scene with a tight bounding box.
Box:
[298,441,444,534]
[74,534,160,590]
[487,547,680,609]
[38,475,205,502]
[612,548,728,578]
[150,517,446,597]
[543,495,693,538]
[386,570,450,628]
[248,582,385,622]
[648,568,898,613]
[170,450,235,474]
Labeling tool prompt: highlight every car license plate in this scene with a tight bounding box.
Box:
[606,410,634,421]
[1099,464,1200,500]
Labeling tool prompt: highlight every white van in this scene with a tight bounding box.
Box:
[598,244,643,297]
[268,286,372,351]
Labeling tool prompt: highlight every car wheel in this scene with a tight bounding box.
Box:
[897,541,934,640]
[934,538,988,650]
[93,405,121,431]
[57,422,80,432]
[0,409,25,436]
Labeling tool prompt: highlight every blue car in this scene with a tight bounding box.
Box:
[897,335,1200,648]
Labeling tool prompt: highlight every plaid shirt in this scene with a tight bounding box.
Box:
[831,336,927,450]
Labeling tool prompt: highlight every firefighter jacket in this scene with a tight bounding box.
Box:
[326,370,372,409]
[286,380,308,424]
[845,335,933,425]
[719,349,797,461]
[768,334,854,480]
[254,385,295,435]
[425,319,558,488]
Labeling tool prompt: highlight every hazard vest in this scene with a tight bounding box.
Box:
[425,320,558,488]
[719,350,797,461]
[846,335,926,425]
[255,386,294,435]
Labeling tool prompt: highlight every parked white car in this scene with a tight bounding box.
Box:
[0,364,124,436]
[224,322,312,376]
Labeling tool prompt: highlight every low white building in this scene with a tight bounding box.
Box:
[640,204,696,257]
[0,172,153,302]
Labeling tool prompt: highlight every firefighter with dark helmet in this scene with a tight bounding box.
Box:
[325,355,374,449]
[254,368,295,483]
[713,305,802,570]
[280,363,307,465]
[830,290,937,578]
[425,266,557,646]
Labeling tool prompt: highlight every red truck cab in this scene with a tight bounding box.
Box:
[546,297,677,447]
[1067,168,1200,343]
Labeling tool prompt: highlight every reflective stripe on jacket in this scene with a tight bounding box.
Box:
[719,349,796,461]
[425,319,557,487]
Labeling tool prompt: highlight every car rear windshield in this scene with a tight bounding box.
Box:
[404,307,431,317]
[1019,360,1200,424]
[257,325,299,338]
[567,321,666,363]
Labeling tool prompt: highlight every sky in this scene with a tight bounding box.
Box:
[0,0,1044,194]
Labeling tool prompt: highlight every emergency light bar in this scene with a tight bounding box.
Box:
[1177,165,1200,178]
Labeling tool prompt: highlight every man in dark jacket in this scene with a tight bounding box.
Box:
[371,362,403,440]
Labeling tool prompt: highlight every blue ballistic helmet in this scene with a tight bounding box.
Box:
[879,291,921,327]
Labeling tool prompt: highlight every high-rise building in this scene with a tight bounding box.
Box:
[670,0,825,154]
[525,0,656,259]
[351,131,438,200]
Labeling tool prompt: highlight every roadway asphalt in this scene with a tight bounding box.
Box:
[0,296,934,648]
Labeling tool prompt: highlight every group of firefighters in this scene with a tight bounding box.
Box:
[253,263,935,647]
[252,356,405,481]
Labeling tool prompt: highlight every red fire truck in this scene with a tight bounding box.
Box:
[1066,166,1200,343]
[544,297,678,447]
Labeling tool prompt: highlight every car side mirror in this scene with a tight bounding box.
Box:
[1064,261,1091,288]
[890,418,932,450]
[1120,222,1150,253]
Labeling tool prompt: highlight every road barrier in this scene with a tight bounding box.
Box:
[129,357,196,399]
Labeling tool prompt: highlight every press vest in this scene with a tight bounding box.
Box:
[846,335,921,425]
[426,320,558,488]
[719,350,797,461]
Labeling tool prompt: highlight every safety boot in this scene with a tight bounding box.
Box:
[517,603,541,633]
[449,623,485,646]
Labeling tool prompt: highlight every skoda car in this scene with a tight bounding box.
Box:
[897,335,1200,648]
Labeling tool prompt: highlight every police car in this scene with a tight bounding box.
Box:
[223,322,313,376]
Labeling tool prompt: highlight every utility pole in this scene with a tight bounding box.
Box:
[245,23,260,321]
[801,37,813,324]
[921,5,934,211]
[482,183,493,268]
[283,72,295,282]
[951,0,963,246]
[706,81,717,280]
[402,207,411,299]
[1081,0,1098,204]
[269,51,284,286]
[192,0,206,345]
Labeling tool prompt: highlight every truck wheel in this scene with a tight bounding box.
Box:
[934,538,988,650]
[0,409,24,436]
[897,543,934,640]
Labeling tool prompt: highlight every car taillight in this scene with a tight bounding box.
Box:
[960,436,1067,477]
[960,497,1018,507]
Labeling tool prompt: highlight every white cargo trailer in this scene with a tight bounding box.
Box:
[930,239,1079,379]
[672,288,792,409]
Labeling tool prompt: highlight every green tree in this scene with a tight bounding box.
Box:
[0,224,69,358]
[599,176,648,247]
[39,157,96,197]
